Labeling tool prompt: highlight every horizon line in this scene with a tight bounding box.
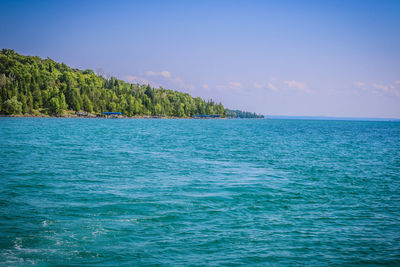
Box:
[266,115,400,121]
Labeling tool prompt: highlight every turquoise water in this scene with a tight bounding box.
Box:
[0,118,399,266]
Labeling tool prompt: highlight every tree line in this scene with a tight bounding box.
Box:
[226,109,264,118]
[0,49,226,117]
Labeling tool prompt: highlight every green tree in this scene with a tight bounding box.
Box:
[59,93,68,110]
[32,88,42,109]
[19,93,27,114]
[177,103,185,117]
[0,73,6,88]
[155,103,163,115]
[82,95,93,113]
[26,92,33,113]
[4,96,22,115]
[48,97,61,115]
[145,85,154,102]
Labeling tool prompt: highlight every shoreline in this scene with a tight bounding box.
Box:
[0,114,231,119]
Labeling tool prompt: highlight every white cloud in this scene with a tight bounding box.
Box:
[161,71,171,78]
[284,80,305,89]
[229,82,242,90]
[354,82,400,98]
[173,77,186,88]
[366,82,400,98]
[253,82,263,89]
[145,71,157,76]
[124,75,136,82]
[142,70,194,91]
[253,81,277,91]
[215,82,243,92]
[283,80,310,93]
[373,84,389,92]
[123,75,150,85]
[354,82,365,87]
[145,70,171,78]
[202,84,209,89]
[267,82,277,91]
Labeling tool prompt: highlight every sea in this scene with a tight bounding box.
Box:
[0,118,399,265]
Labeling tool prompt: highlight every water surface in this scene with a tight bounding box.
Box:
[0,118,399,265]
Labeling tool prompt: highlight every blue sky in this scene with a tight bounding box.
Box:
[1,0,400,117]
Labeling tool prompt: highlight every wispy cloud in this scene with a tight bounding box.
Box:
[124,75,151,85]
[354,81,400,98]
[253,81,277,91]
[354,82,365,87]
[229,82,242,90]
[173,76,192,90]
[145,70,171,78]
[124,75,137,82]
[214,82,243,91]
[267,82,277,91]
[124,70,194,91]
[253,82,263,89]
[283,80,310,93]
[124,70,195,91]
[284,80,305,89]
[373,84,389,92]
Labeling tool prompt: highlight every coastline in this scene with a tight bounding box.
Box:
[0,114,230,119]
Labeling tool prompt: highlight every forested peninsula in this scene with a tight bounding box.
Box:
[0,49,263,118]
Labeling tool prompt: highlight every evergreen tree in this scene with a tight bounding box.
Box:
[48,97,61,115]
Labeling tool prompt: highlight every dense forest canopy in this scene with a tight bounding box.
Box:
[0,49,263,118]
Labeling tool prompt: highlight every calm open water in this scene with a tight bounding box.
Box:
[0,118,399,266]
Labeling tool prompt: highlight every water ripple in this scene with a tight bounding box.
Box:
[0,118,399,265]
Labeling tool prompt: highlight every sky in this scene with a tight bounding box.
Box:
[1,0,400,118]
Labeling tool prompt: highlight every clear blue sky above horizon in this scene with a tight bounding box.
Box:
[1,0,399,118]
